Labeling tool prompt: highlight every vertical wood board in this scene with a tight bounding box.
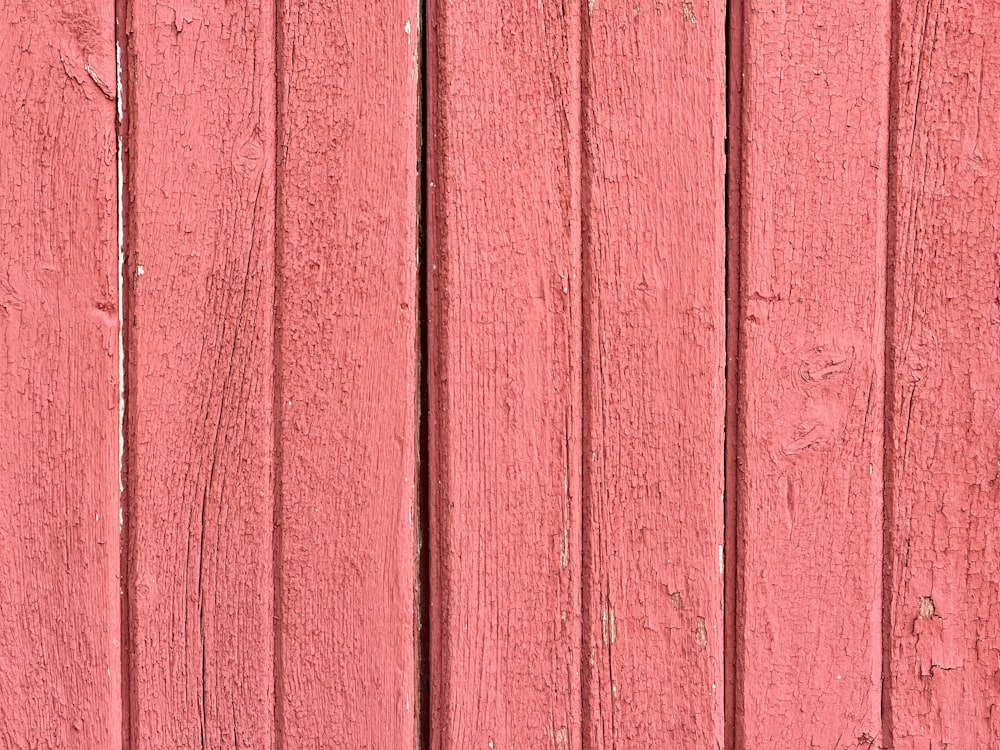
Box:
[275,1,420,746]
[735,1,890,745]
[426,0,584,745]
[887,0,1000,744]
[581,0,727,745]
[0,3,122,746]
[122,1,276,745]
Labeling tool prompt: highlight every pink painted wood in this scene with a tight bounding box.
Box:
[735,0,891,744]
[275,1,420,746]
[425,0,584,745]
[0,3,121,746]
[121,1,276,745]
[887,0,1000,744]
[582,0,727,745]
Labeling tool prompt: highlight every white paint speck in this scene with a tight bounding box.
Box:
[137,265,145,276]
[719,545,724,575]
[404,20,411,39]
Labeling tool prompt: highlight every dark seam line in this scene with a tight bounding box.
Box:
[723,0,744,746]
[578,1,593,747]
[272,0,285,745]
[115,0,133,745]
[417,0,432,745]
[881,1,901,745]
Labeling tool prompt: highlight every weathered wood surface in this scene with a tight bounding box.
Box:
[735,0,890,745]
[13,4,1000,745]
[0,3,121,746]
[275,0,420,746]
[582,0,727,745]
[121,1,277,745]
[887,1,1000,745]
[425,0,583,745]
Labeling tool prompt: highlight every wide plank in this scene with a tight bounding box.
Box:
[734,1,890,744]
[581,0,727,745]
[275,1,420,746]
[425,0,583,744]
[0,3,121,746]
[886,0,1000,744]
[121,1,276,745]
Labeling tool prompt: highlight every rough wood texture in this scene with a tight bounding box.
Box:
[275,1,419,747]
[581,0,726,746]
[121,1,276,745]
[735,1,890,744]
[0,3,121,746]
[887,1,1000,745]
[425,0,583,745]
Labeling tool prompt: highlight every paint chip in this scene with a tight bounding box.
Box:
[682,0,698,26]
[918,596,936,619]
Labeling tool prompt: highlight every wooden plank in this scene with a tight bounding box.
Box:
[274,2,419,747]
[120,1,276,745]
[581,0,726,746]
[425,0,582,745]
[734,1,890,744]
[0,3,121,746]
[886,1,1000,744]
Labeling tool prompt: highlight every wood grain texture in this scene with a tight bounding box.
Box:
[886,1,1000,745]
[275,1,419,747]
[425,0,583,745]
[735,1,890,745]
[121,1,276,746]
[581,0,726,746]
[0,3,121,746]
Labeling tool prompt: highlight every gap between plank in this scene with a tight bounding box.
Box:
[416,0,432,745]
[578,3,594,747]
[114,0,133,744]
[723,0,744,745]
[880,0,902,743]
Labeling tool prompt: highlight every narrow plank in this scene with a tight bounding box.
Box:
[275,1,419,746]
[0,3,121,746]
[121,1,276,745]
[887,2,1000,744]
[581,0,726,746]
[425,0,583,745]
[735,0,890,744]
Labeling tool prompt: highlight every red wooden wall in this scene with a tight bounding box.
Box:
[2,1,998,748]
